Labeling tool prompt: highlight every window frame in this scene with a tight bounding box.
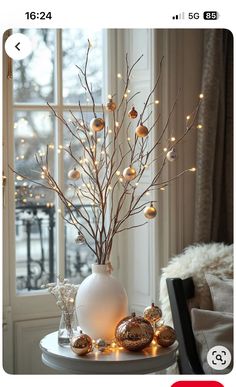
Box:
[3,28,116,319]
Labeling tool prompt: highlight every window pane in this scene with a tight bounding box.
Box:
[64,214,95,284]
[63,111,97,282]
[13,29,56,104]
[14,111,57,291]
[63,29,103,104]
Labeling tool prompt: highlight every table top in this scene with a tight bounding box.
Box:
[40,331,178,374]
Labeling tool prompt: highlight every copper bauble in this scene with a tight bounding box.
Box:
[115,312,154,351]
[106,99,116,112]
[166,148,176,162]
[128,106,138,119]
[68,168,81,180]
[155,325,176,348]
[144,302,162,324]
[70,330,93,356]
[90,117,105,132]
[144,203,157,219]
[123,166,137,182]
[135,125,149,138]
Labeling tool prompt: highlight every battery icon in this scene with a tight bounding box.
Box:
[203,11,219,20]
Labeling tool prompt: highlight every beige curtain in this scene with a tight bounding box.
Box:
[194,29,233,244]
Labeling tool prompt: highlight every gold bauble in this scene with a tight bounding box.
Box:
[68,168,81,180]
[144,204,157,219]
[135,125,149,138]
[128,106,138,119]
[106,99,116,112]
[143,302,162,324]
[166,148,176,162]
[155,325,176,348]
[123,166,137,182]
[90,117,105,132]
[115,312,154,351]
[70,330,93,356]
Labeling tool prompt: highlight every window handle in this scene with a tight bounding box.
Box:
[5,30,12,80]
[7,56,12,80]
[2,173,7,207]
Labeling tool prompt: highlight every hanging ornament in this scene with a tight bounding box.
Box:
[128,106,138,119]
[96,338,109,352]
[143,303,162,325]
[135,124,149,138]
[90,117,105,132]
[70,330,93,356]
[75,233,85,245]
[154,325,176,348]
[106,98,116,112]
[123,166,137,182]
[68,168,81,180]
[166,148,176,162]
[144,203,157,219]
[115,312,154,351]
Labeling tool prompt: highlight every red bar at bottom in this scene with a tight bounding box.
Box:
[172,382,224,387]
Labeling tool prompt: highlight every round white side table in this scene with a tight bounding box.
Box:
[40,331,178,374]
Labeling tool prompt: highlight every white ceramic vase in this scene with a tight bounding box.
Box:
[75,264,128,340]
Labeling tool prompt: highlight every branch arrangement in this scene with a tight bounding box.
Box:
[12,40,202,265]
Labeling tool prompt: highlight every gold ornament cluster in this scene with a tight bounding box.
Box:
[69,302,176,356]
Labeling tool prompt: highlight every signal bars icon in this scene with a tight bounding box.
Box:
[172,12,185,20]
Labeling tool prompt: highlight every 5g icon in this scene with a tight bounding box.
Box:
[188,12,200,19]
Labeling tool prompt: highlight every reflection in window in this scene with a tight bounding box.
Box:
[63,29,103,104]
[13,29,55,104]
[14,111,56,291]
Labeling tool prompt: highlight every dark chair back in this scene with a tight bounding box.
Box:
[166,277,204,374]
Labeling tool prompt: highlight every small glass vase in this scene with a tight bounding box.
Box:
[58,309,78,346]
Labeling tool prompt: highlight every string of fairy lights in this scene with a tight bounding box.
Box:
[13,65,203,215]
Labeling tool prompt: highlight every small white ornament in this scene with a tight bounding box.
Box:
[96,338,108,352]
[166,148,176,162]
[68,168,81,180]
[75,234,85,245]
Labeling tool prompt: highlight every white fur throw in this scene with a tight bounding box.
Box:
[159,243,233,327]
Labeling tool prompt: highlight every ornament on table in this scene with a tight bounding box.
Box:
[75,233,85,245]
[144,203,157,219]
[135,124,149,138]
[128,106,138,119]
[166,148,177,162]
[154,325,176,348]
[115,312,154,351]
[95,338,109,352]
[70,330,93,356]
[143,302,162,326]
[123,166,137,182]
[106,98,116,112]
[90,117,105,132]
[68,167,81,180]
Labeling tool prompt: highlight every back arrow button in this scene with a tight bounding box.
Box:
[5,32,32,60]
